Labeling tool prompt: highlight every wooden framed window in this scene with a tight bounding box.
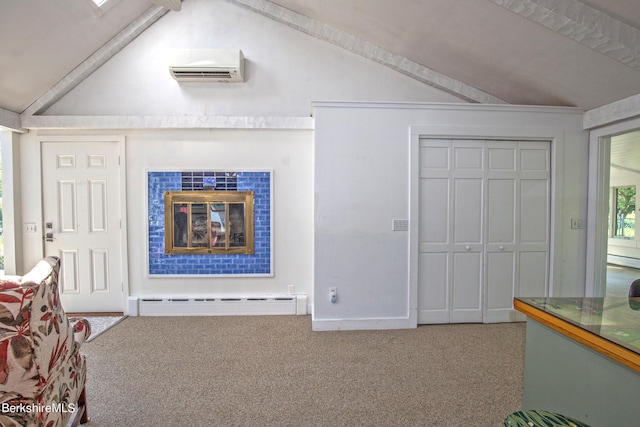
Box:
[164,191,254,254]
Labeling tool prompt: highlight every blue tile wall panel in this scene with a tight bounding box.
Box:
[148,171,272,275]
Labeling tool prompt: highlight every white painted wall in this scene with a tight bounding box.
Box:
[15,0,462,312]
[312,102,588,331]
[12,0,591,325]
[126,129,313,297]
[44,0,461,117]
[18,129,313,305]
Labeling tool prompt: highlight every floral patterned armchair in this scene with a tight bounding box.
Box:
[0,256,91,427]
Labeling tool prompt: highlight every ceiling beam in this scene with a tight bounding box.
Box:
[0,106,26,133]
[151,0,182,11]
[583,92,640,129]
[490,0,640,71]
[227,0,507,104]
[20,5,169,119]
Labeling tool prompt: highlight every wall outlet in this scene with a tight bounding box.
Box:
[288,285,295,294]
[392,219,409,231]
[329,287,337,303]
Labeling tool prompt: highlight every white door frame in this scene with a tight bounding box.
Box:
[409,125,564,327]
[38,135,130,313]
[585,117,640,297]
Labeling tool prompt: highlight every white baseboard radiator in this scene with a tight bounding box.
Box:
[130,295,307,316]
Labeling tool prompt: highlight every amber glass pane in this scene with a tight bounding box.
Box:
[191,203,209,247]
[173,203,188,247]
[210,203,226,248]
[229,203,246,247]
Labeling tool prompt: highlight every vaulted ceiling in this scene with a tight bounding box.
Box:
[1,0,640,122]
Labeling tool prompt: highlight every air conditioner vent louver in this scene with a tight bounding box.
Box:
[169,49,244,83]
[171,70,234,79]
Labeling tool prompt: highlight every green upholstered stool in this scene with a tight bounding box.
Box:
[503,410,591,427]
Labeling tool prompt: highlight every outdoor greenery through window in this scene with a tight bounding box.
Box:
[610,186,636,240]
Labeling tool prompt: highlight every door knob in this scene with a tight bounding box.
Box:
[499,245,504,251]
[45,232,55,242]
[465,246,471,251]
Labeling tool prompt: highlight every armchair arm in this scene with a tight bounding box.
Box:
[69,318,92,346]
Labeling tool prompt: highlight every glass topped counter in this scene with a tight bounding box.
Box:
[515,297,640,357]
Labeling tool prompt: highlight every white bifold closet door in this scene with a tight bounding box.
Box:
[417,139,550,324]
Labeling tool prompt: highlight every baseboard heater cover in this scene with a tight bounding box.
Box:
[134,295,306,316]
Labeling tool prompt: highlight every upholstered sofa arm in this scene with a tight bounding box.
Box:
[1,257,90,427]
[70,318,92,346]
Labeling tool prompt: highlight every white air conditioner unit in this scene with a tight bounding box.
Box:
[169,49,245,82]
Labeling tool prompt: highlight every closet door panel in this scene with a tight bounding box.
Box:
[417,140,452,323]
[450,141,484,322]
[519,251,548,297]
[520,179,549,245]
[487,179,516,245]
[453,178,483,245]
[518,141,550,301]
[419,178,449,247]
[486,251,516,310]
[451,251,483,322]
[417,252,450,323]
[484,142,518,321]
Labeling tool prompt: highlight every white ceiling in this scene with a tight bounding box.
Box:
[1,0,640,116]
[0,0,155,113]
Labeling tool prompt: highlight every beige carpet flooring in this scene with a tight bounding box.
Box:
[81,316,526,427]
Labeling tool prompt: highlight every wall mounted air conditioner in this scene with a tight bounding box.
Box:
[169,49,245,82]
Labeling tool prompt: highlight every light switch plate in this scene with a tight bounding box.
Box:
[570,218,586,229]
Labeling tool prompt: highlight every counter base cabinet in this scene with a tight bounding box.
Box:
[523,319,640,427]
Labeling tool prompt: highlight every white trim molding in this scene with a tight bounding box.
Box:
[585,115,640,296]
[584,93,640,130]
[312,315,416,331]
[20,115,314,130]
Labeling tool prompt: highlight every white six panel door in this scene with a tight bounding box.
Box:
[41,142,123,313]
[418,139,550,324]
